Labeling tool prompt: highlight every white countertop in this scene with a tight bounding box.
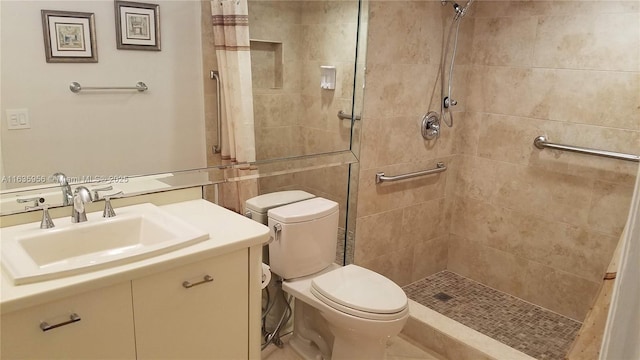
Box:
[0,199,270,314]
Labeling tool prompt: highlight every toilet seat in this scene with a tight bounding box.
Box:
[310,265,408,321]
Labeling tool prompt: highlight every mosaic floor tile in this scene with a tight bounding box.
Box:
[403,271,582,360]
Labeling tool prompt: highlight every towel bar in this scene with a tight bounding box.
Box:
[69,81,148,93]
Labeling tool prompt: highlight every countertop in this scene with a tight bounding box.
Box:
[0,199,270,314]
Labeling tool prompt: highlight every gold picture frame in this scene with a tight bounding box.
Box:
[41,10,98,63]
[115,1,161,51]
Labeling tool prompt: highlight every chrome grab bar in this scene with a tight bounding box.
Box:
[534,136,639,163]
[337,110,361,121]
[376,162,446,184]
[69,81,148,93]
[210,70,222,154]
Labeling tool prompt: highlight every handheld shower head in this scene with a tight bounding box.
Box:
[441,0,474,19]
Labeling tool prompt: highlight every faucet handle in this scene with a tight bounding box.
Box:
[17,196,45,209]
[26,203,55,229]
[102,191,124,218]
[92,186,114,200]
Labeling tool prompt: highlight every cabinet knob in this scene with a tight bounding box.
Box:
[182,275,214,289]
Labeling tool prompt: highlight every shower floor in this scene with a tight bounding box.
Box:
[403,271,582,360]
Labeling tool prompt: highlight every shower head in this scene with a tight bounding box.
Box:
[441,0,475,19]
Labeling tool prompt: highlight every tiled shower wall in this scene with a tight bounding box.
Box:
[354,1,459,285]
[355,0,639,321]
[248,1,358,160]
[449,0,639,320]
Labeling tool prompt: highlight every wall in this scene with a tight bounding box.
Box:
[248,0,358,160]
[1,0,206,185]
[449,0,639,320]
[354,1,463,285]
[354,0,639,322]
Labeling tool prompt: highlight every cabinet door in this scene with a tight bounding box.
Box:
[1,282,136,360]
[133,249,249,359]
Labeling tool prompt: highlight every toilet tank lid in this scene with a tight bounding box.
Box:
[245,190,315,213]
[268,197,338,223]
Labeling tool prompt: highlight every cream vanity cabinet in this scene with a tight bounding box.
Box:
[133,249,248,359]
[1,282,137,359]
[1,249,250,359]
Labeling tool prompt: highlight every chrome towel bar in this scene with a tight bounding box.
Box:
[69,81,148,93]
[534,136,639,163]
[376,162,446,184]
[337,110,361,121]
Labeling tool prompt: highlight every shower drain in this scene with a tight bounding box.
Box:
[433,292,453,301]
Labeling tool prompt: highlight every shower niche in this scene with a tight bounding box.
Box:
[249,39,283,89]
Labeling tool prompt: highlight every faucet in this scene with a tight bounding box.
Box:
[52,172,73,206]
[72,186,93,223]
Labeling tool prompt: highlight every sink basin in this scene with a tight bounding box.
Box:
[1,203,209,285]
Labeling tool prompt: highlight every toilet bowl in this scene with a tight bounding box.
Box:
[267,198,409,359]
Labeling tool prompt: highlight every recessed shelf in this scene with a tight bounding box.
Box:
[250,39,283,89]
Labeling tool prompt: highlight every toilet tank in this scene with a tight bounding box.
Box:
[244,190,315,225]
[268,198,339,279]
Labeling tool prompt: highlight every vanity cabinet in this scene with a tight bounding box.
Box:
[2,249,251,359]
[132,249,249,359]
[0,282,136,359]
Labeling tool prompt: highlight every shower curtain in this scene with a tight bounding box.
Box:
[211,0,256,163]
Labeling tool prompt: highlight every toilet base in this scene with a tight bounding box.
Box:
[289,334,325,360]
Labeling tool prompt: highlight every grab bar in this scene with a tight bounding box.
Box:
[69,81,148,93]
[376,162,446,184]
[534,136,639,163]
[210,70,222,154]
[337,110,361,121]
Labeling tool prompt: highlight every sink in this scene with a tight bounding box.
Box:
[1,203,209,285]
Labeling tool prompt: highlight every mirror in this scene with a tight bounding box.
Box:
[0,0,365,214]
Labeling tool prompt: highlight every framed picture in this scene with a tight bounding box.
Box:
[41,10,98,63]
[114,1,161,51]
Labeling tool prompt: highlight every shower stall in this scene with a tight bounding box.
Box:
[353,0,639,358]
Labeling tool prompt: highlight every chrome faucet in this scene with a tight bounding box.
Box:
[52,172,73,206]
[71,186,93,223]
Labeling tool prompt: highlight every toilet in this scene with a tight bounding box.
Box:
[267,197,409,360]
[244,190,316,333]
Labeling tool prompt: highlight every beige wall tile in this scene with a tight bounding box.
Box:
[471,16,537,67]
[467,66,640,131]
[454,112,479,156]
[476,113,543,165]
[367,1,444,66]
[301,1,359,26]
[303,23,358,63]
[534,13,640,71]
[356,245,415,286]
[522,262,601,320]
[402,198,449,245]
[354,208,405,261]
[452,196,617,282]
[363,63,440,118]
[454,155,502,203]
[448,235,529,297]
[588,180,636,236]
[411,235,449,282]
[491,162,594,226]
